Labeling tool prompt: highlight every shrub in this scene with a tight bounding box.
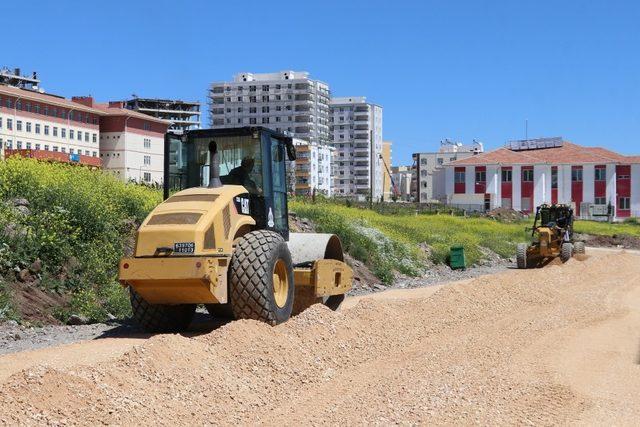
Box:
[0,157,160,322]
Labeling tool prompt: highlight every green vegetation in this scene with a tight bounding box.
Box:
[574,219,640,237]
[290,199,530,283]
[0,157,161,323]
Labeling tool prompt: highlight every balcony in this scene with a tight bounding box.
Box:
[354,133,369,140]
[354,115,369,122]
[354,105,369,112]
[295,115,312,123]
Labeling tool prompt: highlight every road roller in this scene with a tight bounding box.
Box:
[119,127,352,332]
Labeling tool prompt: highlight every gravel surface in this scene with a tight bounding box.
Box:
[0,260,511,353]
[1,252,639,424]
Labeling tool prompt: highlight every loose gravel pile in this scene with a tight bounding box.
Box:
[1,253,639,425]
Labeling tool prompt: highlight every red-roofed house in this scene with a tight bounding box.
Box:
[0,85,169,183]
[436,138,640,220]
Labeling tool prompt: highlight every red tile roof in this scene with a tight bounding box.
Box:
[0,85,168,124]
[0,85,102,114]
[450,141,640,166]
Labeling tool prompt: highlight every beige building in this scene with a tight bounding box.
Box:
[381,141,392,201]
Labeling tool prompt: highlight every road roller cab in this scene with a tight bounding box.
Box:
[119,127,352,332]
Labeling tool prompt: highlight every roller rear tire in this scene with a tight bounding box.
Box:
[129,288,196,333]
[229,230,294,325]
[574,241,586,255]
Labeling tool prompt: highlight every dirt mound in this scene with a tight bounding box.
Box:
[1,253,640,424]
[575,232,640,250]
[486,207,526,222]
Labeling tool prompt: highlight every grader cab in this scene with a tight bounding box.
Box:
[119,127,352,332]
[516,204,585,269]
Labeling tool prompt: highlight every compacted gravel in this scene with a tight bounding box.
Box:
[1,251,639,425]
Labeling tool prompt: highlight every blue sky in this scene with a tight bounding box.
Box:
[4,0,639,165]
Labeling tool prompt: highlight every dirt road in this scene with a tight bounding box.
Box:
[1,252,640,425]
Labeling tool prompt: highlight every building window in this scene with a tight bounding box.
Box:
[522,169,534,182]
[143,122,151,131]
[69,130,74,140]
[92,151,97,157]
[34,105,40,114]
[501,169,512,182]
[35,143,40,150]
[249,118,256,125]
[44,145,49,151]
[85,133,89,142]
[44,125,49,135]
[144,155,151,165]
[619,197,630,210]
[17,121,23,131]
[77,131,82,141]
[92,133,97,143]
[144,138,151,148]
[475,170,486,183]
[61,128,67,139]
[26,142,31,149]
[0,117,2,129]
[61,147,66,153]
[52,146,59,152]
[53,127,58,137]
[262,117,269,124]
[6,118,12,130]
[595,167,606,181]
[571,168,583,182]
[143,172,152,182]
[437,158,444,165]
[16,141,22,149]
[551,168,558,189]
[454,170,466,184]
[595,197,606,205]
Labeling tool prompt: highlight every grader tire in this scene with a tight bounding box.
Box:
[516,243,528,269]
[561,242,573,263]
[574,241,586,255]
[129,289,196,333]
[229,230,294,325]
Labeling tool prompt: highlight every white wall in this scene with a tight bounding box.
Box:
[100,131,164,184]
[512,165,522,210]
[465,166,475,195]
[558,165,572,204]
[582,164,595,204]
[444,167,454,201]
[533,165,551,206]
[606,164,617,206]
[486,165,500,209]
[632,165,640,217]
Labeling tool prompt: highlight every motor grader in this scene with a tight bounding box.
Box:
[119,127,352,332]
[516,203,585,269]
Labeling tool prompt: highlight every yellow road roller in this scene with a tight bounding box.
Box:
[119,127,352,332]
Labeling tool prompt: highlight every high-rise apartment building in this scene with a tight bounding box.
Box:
[209,71,330,144]
[291,138,334,196]
[330,97,383,200]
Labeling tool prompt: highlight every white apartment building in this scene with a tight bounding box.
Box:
[97,101,169,184]
[330,97,383,200]
[209,71,330,144]
[413,139,484,203]
[0,85,102,166]
[292,138,334,196]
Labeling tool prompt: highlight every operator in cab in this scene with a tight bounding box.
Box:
[224,156,259,194]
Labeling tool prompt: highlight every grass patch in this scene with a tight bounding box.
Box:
[574,220,640,237]
[290,199,530,281]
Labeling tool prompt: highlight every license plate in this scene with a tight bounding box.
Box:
[174,242,195,254]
